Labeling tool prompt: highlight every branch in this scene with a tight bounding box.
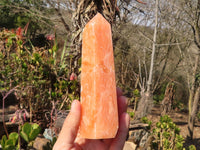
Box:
[191,25,200,49]
[156,41,189,46]
[46,0,70,32]
[147,0,158,92]
[138,30,153,43]
[135,0,147,5]
[0,5,52,28]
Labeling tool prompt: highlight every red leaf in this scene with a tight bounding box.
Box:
[16,27,23,39]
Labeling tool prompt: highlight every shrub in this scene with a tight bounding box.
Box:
[1,132,19,150]
[20,122,41,146]
[141,116,152,130]
[188,145,196,150]
[1,122,41,149]
[152,115,184,150]
[0,28,80,123]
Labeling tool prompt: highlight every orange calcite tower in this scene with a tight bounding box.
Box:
[79,13,118,139]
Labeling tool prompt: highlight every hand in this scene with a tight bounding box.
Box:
[53,88,130,150]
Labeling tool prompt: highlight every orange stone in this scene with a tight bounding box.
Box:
[79,13,118,139]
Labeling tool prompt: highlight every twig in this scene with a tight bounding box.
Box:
[59,95,69,110]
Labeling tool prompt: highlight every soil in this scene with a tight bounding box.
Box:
[128,104,200,149]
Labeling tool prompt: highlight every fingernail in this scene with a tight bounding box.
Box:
[71,100,78,111]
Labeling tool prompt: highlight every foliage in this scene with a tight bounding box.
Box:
[153,83,168,104]
[1,122,42,149]
[133,89,140,97]
[1,132,19,150]
[20,122,41,146]
[0,0,52,34]
[141,116,152,130]
[0,28,80,123]
[151,115,185,150]
[188,145,196,150]
[173,99,184,111]
[153,94,165,104]
[127,111,135,119]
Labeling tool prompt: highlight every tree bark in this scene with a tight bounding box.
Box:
[188,86,200,139]
[135,90,153,120]
[187,53,200,139]
[187,0,200,139]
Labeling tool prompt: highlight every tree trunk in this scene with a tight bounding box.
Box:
[70,0,118,74]
[147,0,158,93]
[135,0,158,120]
[187,53,199,139]
[187,0,200,139]
[135,90,153,120]
[188,86,200,139]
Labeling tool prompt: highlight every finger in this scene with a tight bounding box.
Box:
[54,100,81,149]
[103,90,127,146]
[118,96,128,117]
[61,100,81,143]
[110,113,130,150]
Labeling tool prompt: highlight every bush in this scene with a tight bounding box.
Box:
[141,116,152,130]
[1,132,19,150]
[1,122,41,150]
[0,28,80,123]
[151,115,185,150]
[20,122,41,146]
[188,145,196,150]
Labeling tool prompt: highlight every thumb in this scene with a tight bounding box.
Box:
[54,100,81,149]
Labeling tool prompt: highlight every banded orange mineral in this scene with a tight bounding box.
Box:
[79,13,118,139]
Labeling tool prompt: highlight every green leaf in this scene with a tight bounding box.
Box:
[9,132,18,140]
[8,132,18,145]
[6,38,13,47]
[52,137,57,145]
[5,139,15,147]
[1,135,7,148]
[22,122,31,135]
[32,123,41,132]
[175,142,183,149]
[4,144,16,150]
[29,129,40,141]
[29,123,41,141]
[133,89,140,97]
[156,122,161,128]
[163,139,170,148]
[20,131,29,143]
[17,40,23,46]
[163,131,170,139]
[188,145,196,150]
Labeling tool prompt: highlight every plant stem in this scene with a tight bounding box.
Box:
[2,93,9,138]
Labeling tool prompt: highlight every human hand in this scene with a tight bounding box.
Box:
[53,88,130,150]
